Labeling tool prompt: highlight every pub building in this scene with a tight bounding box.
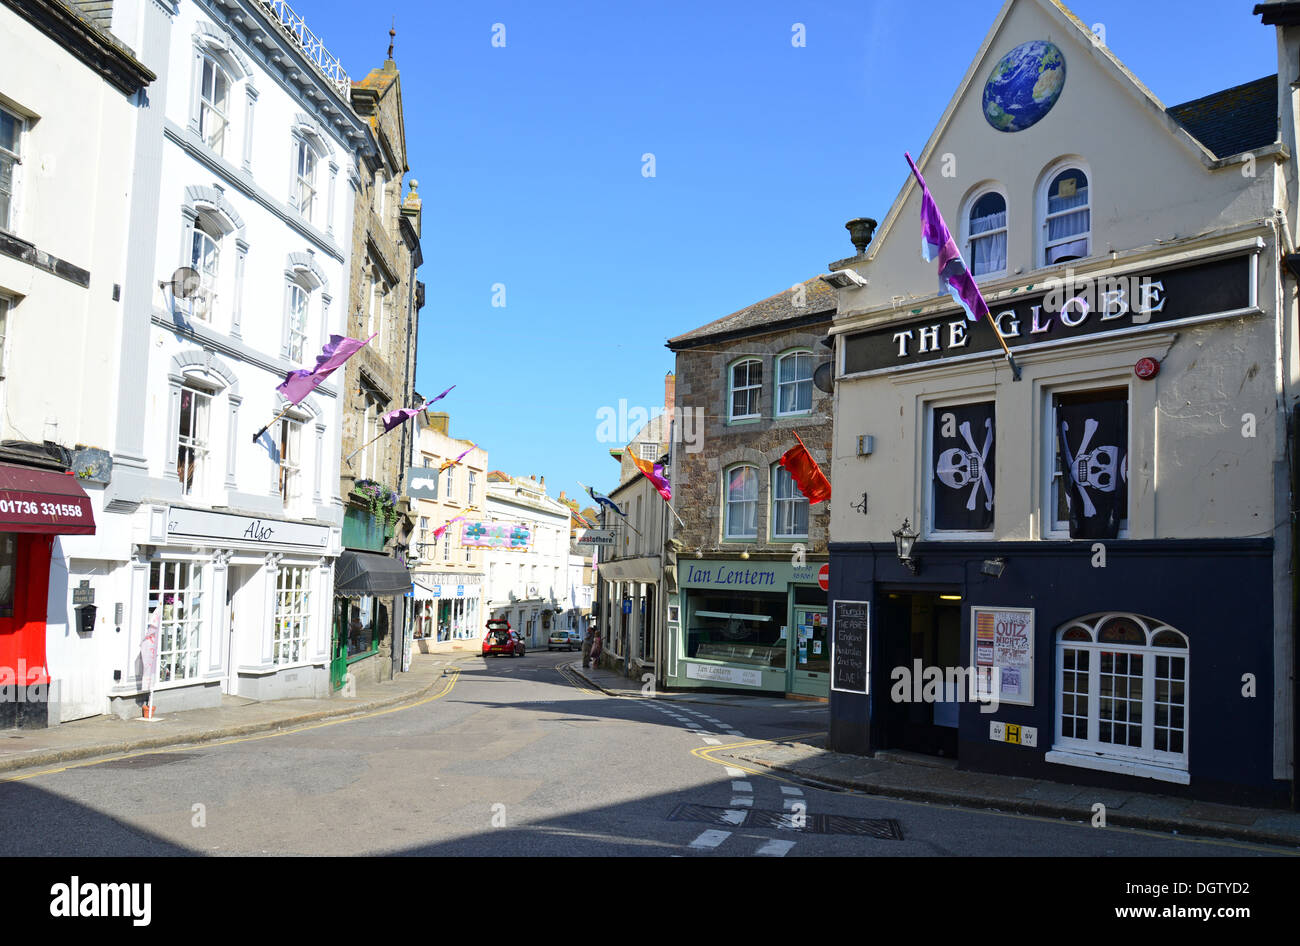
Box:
[822,0,1297,805]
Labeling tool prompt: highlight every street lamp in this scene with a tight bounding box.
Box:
[892,518,920,574]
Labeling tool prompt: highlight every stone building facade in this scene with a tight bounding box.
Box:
[331,43,424,687]
[664,276,835,698]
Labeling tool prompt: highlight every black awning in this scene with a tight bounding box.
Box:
[334,550,412,596]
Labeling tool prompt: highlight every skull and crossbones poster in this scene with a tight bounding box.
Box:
[1055,393,1128,539]
[932,402,995,531]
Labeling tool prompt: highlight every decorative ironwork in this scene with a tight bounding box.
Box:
[258,0,352,99]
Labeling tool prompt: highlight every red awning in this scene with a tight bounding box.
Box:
[0,462,96,535]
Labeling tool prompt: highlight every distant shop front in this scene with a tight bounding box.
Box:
[412,573,482,648]
[665,558,829,698]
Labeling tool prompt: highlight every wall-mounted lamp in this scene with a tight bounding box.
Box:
[739,551,750,560]
[694,549,704,559]
[980,557,1006,579]
[892,518,920,574]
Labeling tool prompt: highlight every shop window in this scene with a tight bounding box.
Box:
[1041,164,1090,265]
[966,189,1007,277]
[341,596,385,658]
[273,566,311,665]
[0,104,23,232]
[1053,613,1187,773]
[771,465,808,539]
[687,590,788,667]
[150,561,204,683]
[776,350,813,416]
[1048,387,1127,539]
[929,400,995,534]
[176,384,212,496]
[0,533,15,618]
[729,359,762,421]
[199,55,230,155]
[724,465,758,539]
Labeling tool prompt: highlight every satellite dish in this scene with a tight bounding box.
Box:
[169,266,201,299]
[813,361,834,394]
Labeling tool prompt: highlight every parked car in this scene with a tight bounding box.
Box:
[483,619,525,658]
[548,630,581,651]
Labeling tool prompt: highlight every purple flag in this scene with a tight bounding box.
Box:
[426,384,455,406]
[905,152,990,324]
[381,401,427,433]
[277,333,375,405]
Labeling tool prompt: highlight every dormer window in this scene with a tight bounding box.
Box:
[1042,165,1090,265]
[967,190,1007,278]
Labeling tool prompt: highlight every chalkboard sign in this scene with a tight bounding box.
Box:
[831,600,869,694]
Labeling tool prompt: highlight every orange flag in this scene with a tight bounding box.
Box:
[778,431,831,504]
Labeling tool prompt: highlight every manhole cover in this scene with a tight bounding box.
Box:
[99,752,199,769]
[669,803,902,839]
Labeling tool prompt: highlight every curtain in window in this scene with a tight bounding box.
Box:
[726,467,757,537]
[969,210,1007,275]
[778,353,812,413]
[1046,181,1089,263]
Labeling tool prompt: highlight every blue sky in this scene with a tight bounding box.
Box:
[303,0,1274,509]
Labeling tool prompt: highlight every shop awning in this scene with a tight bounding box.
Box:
[0,462,95,535]
[596,556,661,583]
[334,550,412,596]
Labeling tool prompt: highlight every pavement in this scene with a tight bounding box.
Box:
[4,650,1298,851]
[0,652,466,776]
[570,660,1300,850]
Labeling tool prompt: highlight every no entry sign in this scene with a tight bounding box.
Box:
[818,563,829,591]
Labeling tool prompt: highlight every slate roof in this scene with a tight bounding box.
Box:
[667,275,836,349]
[1167,75,1278,160]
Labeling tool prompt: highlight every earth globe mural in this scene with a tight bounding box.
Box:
[982,40,1066,132]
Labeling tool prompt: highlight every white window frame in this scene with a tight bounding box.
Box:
[278,416,303,505]
[771,464,808,540]
[199,55,231,156]
[293,135,317,222]
[190,221,221,323]
[467,470,477,505]
[775,349,814,417]
[963,184,1008,280]
[0,104,23,234]
[177,383,212,497]
[1042,383,1130,540]
[1051,612,1189,777]
[724,464,758,540]
[728,359,762,422]
[925,397,997,540]
[1038,160,1091,268]
[285,281,310,363]
[150,560,205,685]
[273,565,312,666]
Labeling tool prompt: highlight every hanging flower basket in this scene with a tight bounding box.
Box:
[354,479,401,527]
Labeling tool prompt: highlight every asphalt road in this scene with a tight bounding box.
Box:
[0,650,1290,857]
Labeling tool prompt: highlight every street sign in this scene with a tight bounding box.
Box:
[72,579,95,605]
[818,563,829,591]
[574,529,616,546]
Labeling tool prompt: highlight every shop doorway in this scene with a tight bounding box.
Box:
[224,566,257,695]
[876,591,963,758]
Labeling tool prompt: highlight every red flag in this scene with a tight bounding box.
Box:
[778,431,831,504]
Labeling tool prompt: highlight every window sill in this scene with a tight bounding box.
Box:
[1045,748,1189,785]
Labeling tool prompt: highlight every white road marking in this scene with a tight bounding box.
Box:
[724,766,746,778]
[701,737,721,745]
[781,786,804,796]
[755,839,796,857]
[729,796,754,808]
[689,830,730,850]
[724,731,744,738]
[731,781,752,793]
[719,809,747,825]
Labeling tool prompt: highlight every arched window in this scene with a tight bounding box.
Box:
[189,216,221,322]
[776,350,813,416]
[771,464,808,539]
[1040,163,1091,265]
[966,188,1007,278]
[199,55,230,155]
[729,359,762,421]
[1054,612,1188,777]
[724,465,758,539]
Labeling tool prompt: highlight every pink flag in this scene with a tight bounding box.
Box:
[438,442,477,472]
[277,334,375,405]
[432,514,468,542]
[381,401,428,433]
[905,152,990,324]
[630,454,671,502]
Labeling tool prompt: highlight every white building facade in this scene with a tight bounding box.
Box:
[66,0,368,719]
[483,473,573,648]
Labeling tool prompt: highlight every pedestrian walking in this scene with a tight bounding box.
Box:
[589,630,603,669]
[582,627,595,668]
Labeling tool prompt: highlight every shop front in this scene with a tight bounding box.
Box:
[332,550,413,687]
[411,574,482,650]
[0,460,96,728]
[665,558,828,698]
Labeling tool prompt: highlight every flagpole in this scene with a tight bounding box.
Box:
[253,401,296,444]
[344,428,390,466]
[904,152,1022,382]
